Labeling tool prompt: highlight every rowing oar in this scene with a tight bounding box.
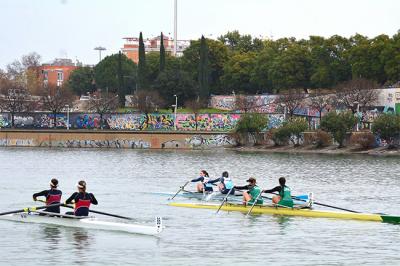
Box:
[216,187,234,214]
[264,192,361,213]
[37,200,136,221]
[0,203,64,216]
[245,191,263,217]
[169,181,190,200]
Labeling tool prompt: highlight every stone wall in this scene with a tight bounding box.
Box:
[0,130,236,149]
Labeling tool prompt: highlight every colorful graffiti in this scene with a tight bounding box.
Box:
[0,138,34,146]
[74,114,101,129]
[35,114,67,128]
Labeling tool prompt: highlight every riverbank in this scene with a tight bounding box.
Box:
[234,144,400,157]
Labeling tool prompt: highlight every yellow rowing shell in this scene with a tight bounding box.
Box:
[169,202,400,224]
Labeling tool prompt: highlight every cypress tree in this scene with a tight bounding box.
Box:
[117,51,124,106]
[198,35,209,100]
[138,31,147,90]
[160,32,166,72]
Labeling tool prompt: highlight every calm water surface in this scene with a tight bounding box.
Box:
[0,148,399,266]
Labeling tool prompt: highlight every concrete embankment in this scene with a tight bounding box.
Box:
[0,130,236,149]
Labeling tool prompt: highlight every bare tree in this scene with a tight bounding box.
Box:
[275,89,305,118]
[334,78,379,113]
[40,84,74,128]
[133,90,165,130]
[309,89,335,123]
[185,97,207,131]
[0,81,36,128]
[234,94,256,113]
[89,89,118,129]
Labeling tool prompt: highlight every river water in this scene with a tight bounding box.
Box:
[0,148,399,266]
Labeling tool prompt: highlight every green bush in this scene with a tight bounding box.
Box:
[320,111,356,148]
[371,114,400,148]
[271,117,308,146]
[234,113,268,145]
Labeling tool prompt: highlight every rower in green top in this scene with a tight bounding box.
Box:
[262,177,294,207]
[234,177,263,206]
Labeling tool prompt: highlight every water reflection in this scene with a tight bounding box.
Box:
[42,225,62,247]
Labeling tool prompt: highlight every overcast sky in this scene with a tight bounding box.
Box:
[1,0,399,68]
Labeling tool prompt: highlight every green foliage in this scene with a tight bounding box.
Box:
[198,36,210,100]
[271,118,308,146]
[94,53,136,95]
[160,32,165,72]
[181,37,229,95]
[371,113,400,147]
[221,52,258,94]
[138,32,148,90]
[68,66,95,95]
[218,30,264,53]
[320,111,356,147]
[235,113,268,134]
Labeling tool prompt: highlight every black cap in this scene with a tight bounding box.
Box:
[246,177,256,183]
[50,178,58,188]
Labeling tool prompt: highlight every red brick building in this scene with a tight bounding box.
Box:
[36,58,78,87]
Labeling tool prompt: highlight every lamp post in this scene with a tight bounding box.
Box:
[87,92,91,113]
[354,101,360,131]
[281,103,287,121]
[173,94,178,130]
[65,104,70,130]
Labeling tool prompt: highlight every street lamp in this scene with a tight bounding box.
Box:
[281,103,287,121]
[173,94,178,130]
[65,104,70,130]
[94,46,106,62]
[354,101,360,131]
[87,92,91,113]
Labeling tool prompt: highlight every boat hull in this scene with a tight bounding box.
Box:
[169,202,400,224]
[0,212,162,236]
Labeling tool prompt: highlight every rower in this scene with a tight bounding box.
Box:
[65,180,98,216]
[208,171,235,195]
[190,170,213,193]
[32,178,62,213]
[234,177,263,206]
[262,177,294,207]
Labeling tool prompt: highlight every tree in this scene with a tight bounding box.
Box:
[137,32,148,90]
[117,51,124,106]
[185,98,206,131]
[153,65,197,106]
[276,89,305,118]
[181,38,229,95]
[372,114,400,148]
[0,82,35,128]
[94,53,136,104]
[198,35,209,100]
[234,94,256,113]
[218,30,264,53]
[89,89,118,129]
[68,66,95,96]
[309,89,334,123]
[334,78,379,113]
[132,90,165,130]
[221,52,258,94]
[268,41,312,92]
[320,111,356,148]
[235,113,268,145]
[160,32,166,72]
[40,85,74,128]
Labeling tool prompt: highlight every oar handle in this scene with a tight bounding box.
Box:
[216,187,234,214]
[169,181,190,200]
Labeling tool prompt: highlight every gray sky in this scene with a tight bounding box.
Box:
[1,0,399,68]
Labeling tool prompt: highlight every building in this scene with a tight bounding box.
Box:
[121,35,191,64]
[36,58,78,87]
